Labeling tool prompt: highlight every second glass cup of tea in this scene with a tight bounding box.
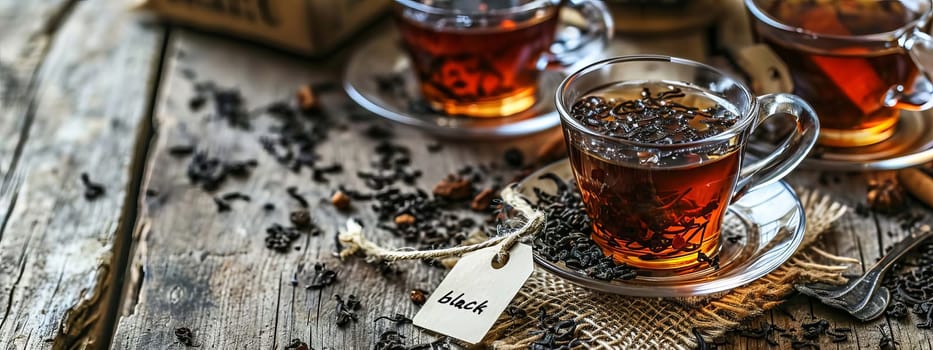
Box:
[747,0,933,147]
[393,0,613,118]
[557,56,820,270]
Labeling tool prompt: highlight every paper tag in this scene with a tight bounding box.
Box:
[413,243,534,344]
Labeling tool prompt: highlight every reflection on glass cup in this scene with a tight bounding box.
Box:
[747,0,933,147]
[556,56,820,270]
[393,0,613,118]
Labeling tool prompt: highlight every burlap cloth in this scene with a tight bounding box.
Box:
[481,190,850,349]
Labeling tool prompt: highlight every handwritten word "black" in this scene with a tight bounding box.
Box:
[437,291,488,314]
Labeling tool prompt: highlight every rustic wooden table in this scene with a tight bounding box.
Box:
[1,0,932,349]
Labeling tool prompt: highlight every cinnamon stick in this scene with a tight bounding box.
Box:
[898,168,933,209]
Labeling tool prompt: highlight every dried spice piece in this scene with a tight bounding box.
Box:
[168,144,196,157]
[899,168,933,209]
[331,191,351,210]
[296,85,320,112]
[394,213,416,226]
[433,175,472,200]
[866,178,907,214]
[290,210,312,228]
[284,338,310,350]
[305,263,338,290]
[174,327,200,347]
[265,224,302,252]
[80,173,105,200]
[409,289,427,306]
[334,294,361,327]
[470,188,496,212]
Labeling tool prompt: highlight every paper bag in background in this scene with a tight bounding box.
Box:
[135,0,389,56]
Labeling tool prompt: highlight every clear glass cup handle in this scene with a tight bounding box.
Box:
[735,93,820,198]
[542,0,613,70]
[890,28,933,110]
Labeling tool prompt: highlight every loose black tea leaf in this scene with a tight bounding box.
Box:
[286,186,309,208]
[692,328,708,350]
[503,148,524,168]
[213,197,231,212]
[174,327,200,347]
[374,313,412,325]
[265,224,303,252]
[169,144,196,157]
[878,325,898,349]
[334,294,361,327]
[284,338,310,350]
[221,191,251,202]
[529,174,636,281]
[528,309,583,350]
[80,173,105,200]
[305,263,338,290]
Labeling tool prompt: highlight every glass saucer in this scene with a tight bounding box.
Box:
[343,31,563,139]
[512,160,806,297]
[748,110,933,171]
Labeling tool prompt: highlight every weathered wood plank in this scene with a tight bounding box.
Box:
[717,170,933,349]
[0,0,76,233]
[111,27,550,349]
[108,20,933,350]
[0,0,165,347]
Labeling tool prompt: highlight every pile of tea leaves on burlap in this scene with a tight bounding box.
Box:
[480,178,849,350]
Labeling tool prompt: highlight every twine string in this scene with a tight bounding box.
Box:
[337,186,546,265]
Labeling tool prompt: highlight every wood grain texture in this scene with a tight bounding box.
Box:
[719,170,933,350]
[0,0,164,348]
[0,0,75,230]
[110,24,933,350]
[110,27,551,349]
[1,0,930,348]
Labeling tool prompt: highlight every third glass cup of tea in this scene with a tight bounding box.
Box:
[393,0,613,118]
[747,0,933,147]
[557,56,820,270]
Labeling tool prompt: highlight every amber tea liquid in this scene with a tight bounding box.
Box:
[755,0,921,147]
[567,82,742,270]
[395,5,559,117]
